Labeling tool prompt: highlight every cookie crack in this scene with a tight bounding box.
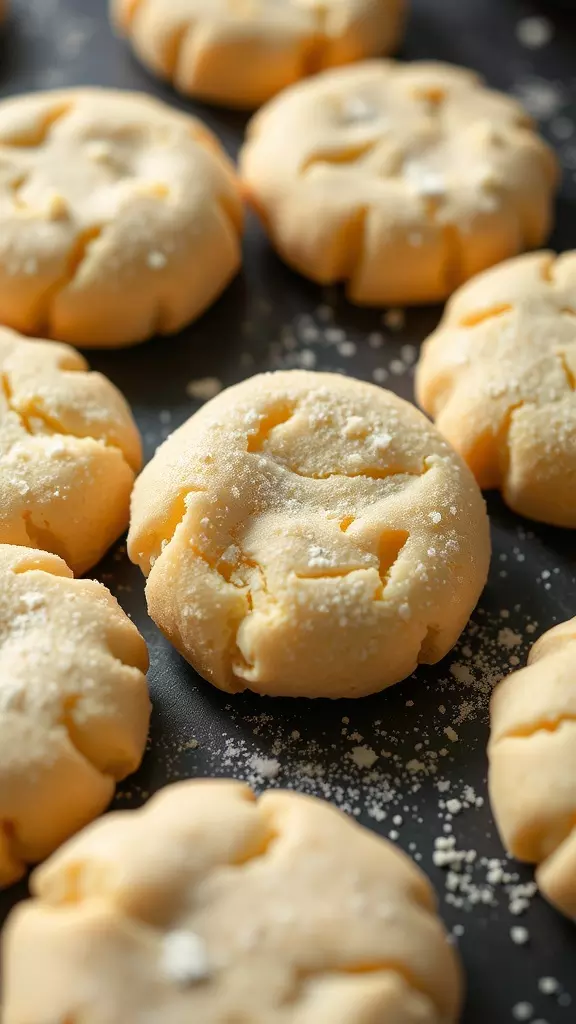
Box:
[0,819,25,884]
[418,623,442,664]
[441,224,463,295]
[246,401,296,452]
[496,713,576,744]
[162,22,193,80]
[540,254,555,284]
[458,303,513,328]
[0,101,73,148]
[60,694,132,780]
[34,224,104,337]
[2,369,130,462]
[287,961,439,1018]
[271,461,427,483]
[21,512,72,572]
[375,528,410,598]
[118,0,146,30]
[294,565,371,581]
[496,399,526,485]
[557,350,576,391]
[301,139,379,175]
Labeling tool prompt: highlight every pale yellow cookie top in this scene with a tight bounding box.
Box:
[240,61,558,305]
[489,618,576,920]
[416,251,576,527]
[0,88,243,347]
[128,370,490,698]
[111,0,406,109]
[0,325,141,574]
[3,779,463,1023]
[0,544,150,889]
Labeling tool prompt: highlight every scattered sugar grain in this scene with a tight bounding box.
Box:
[373,367,389,383]
[147,250,168,270]
[516,16,553,48]
[248,755,280,780]
[186,377,223,401]
[350,745,379,769]
[383,308,405,331]
[512,1002,533,1021]
[161,931,210,986]
[538,977,559,996]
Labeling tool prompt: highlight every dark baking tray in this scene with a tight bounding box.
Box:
[2,1,576,1021]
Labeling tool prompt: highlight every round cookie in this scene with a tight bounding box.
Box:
[2,779,463,1022]
[0,544,150,889]
[240,61,558,306]
[0,326,141,574]
[416,251,576,527]
[111,0,406,110]
[489,618,576,920]
[128,370,490,699]
[0,88,243,347]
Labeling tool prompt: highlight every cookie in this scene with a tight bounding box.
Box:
[0,88,243,347]
[3,779,463,1022]
[128,370,490,699]
[416,251,576,527]
[0,544,150,888]
[0,326,141,574]
[240,61,558,306]
[489,618,576,920]
[111,0,406,110]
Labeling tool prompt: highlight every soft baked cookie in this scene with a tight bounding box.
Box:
[128,370,490,698]
[0,326,141,574]
[416,251,576,527]
[0,88,243,347]
[0,544,150,888]
[489,618,576,920]
[2,779,463,1023]
[240,61,558,306]
[111,0,406,110]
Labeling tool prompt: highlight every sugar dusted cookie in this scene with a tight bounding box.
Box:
[128,370,490,699]
[0,544,150,888]
[0,88,243,347]
[0,326,141,574]
[3,779,463,1023]
[240,61,558,306]
[489,618,576,920]
[111,0,406,110]
[416,251,576,527]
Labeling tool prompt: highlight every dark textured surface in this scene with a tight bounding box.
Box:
[1,2,576,1022]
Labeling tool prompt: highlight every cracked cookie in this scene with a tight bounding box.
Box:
[128,370,490,698]
[2,779,463,1022]
[416,251,576,527]
[0,88,243,347]
[110,0,406,110]
[0,326,141,574]
[0,544,150,889]
[489,618,576,920]
[240,61,558,306]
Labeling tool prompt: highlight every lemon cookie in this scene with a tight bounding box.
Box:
[0,544,150,888]
[3,779,463,1022]
[0,88,243,347]
[489,618,576,920]
[128,370,490,699]
[0,327,141,574]
[240,61,558,306]
[416,251,576,527]
[111,0,406,110]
